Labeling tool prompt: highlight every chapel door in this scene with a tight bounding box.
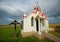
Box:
[36,19,39,32]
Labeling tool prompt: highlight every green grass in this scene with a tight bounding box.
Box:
[0,25,20,41]
[49,31,60,38]
[0,25,52,42]
[49,24,60,37]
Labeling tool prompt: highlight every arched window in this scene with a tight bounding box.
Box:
[31,17,34,26]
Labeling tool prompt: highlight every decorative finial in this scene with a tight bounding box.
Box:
[37,0,38,4]
[36,0,38,6]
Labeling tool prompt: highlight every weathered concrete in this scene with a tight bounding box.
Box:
[42,32,60,42]
[21,31,35,37]
[33,32,45,40]
[21,31,45,39]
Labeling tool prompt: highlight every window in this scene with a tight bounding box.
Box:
[31,17,34,26]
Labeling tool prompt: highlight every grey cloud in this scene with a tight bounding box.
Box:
[0,8,24,24]
[0,0,60,24]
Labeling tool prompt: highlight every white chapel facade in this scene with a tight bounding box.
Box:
[22,3,49,34]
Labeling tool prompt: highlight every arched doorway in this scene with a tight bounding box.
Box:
[36,19,39,32]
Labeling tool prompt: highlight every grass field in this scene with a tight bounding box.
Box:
[49,24,60,38]
[0,25,53,42]
[49,24,60,28]
[49,31,60,38]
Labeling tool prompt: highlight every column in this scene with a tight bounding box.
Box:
[23,18,27,32]
[34,19,36,32]
[40,19,41,32]
[40,19,43,32]
[45,19,49,33]
[38,18,41,34]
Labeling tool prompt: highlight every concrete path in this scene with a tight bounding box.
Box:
[42,32,60,42]
[34,32,60,42]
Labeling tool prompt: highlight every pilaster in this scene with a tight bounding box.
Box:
[38,18,41,34]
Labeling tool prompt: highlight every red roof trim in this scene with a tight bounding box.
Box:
[23,16,27,18]
[39,12,48,19]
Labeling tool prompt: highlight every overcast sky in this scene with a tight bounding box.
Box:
[0,0,60,24]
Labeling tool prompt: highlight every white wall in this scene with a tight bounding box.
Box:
[22,11,49,34]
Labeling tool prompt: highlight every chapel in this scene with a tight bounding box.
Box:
[21,1,49,35]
